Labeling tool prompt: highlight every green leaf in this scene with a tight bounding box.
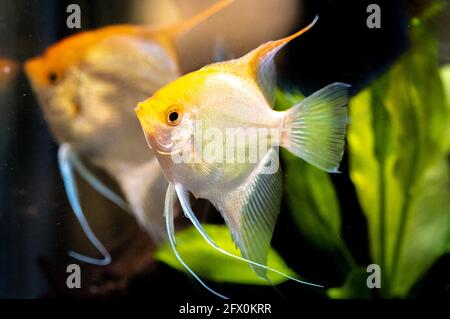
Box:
[155,224,297,285]
[327,268,373,299]
[274,89,355,272]
[440,64,450,152]
[443,65,450,253]
[348,19,450,297]
[393,158,450,294]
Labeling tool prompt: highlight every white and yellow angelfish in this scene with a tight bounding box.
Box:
[136,15,349,298]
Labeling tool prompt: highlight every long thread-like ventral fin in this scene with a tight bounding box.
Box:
[58,144,111,266]
[69,151,132,213]
[174,183,324,288]
[164,183,229,299]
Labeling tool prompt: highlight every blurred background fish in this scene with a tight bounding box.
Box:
[25,0,233,264]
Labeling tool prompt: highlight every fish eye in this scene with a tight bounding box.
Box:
[48,71,59,84]
[165,106,182,126]
[169,112,179,122]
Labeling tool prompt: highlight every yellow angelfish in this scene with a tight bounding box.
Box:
[136,16,349,298]
[25,0,233,266]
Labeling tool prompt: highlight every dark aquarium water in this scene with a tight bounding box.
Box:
[0,0,448,305]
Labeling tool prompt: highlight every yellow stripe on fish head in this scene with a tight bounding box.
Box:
[135,70,212,155]
[135,72,200,130]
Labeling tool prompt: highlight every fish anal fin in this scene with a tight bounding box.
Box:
[217,148,283,278]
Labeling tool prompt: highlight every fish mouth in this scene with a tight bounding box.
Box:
[136,101,170,150]
[150,131,188,156]
[135,102,193,157]
[67,96,82,118]
[135,102,154,133]
[154,145,183,156]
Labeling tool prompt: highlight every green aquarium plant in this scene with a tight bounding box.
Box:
[345,12,450,298]
[155,224,296,285]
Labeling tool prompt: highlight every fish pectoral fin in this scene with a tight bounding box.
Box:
[58,144,111,266]
[217,148,283,279]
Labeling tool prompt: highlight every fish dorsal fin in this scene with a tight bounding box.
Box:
[155,0,233,41]
[217,148,283,278]
[244,15,319,104]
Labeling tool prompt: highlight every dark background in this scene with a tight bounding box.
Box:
[0,0,448,300]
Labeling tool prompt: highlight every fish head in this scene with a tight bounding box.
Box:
[135,74,202,162]
[25,30,96,90]
[24,30,175,158]
[24,30,111,144]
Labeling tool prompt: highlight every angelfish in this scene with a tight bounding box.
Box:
[136,16,349,298]
[25,0,233,265]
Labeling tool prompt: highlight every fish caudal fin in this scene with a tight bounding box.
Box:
[281,83,350,173]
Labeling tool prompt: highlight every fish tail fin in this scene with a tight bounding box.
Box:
[163,0,233,40]
[281,83,350,173]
